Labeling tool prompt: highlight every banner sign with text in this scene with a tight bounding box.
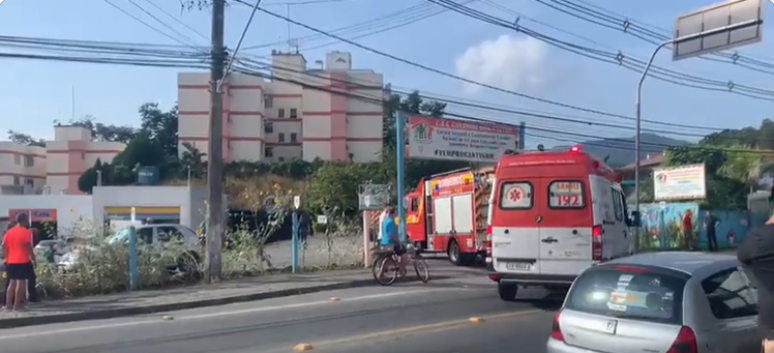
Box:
[406,116,518,163]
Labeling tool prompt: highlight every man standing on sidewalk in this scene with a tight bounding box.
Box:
[2,214,36,311]
[738,210,774,352]
[704,211,720,252]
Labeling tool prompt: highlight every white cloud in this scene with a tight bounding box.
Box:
[454,35,548,94]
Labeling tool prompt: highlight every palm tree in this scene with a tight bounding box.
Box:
[180,142,207,178]
[718,145,774,192]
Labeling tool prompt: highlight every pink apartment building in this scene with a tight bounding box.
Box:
[177,51,385,162]
[0,125,125,195]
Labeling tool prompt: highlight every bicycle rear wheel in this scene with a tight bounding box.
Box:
[373,255,398,286]
[413,256,430,283]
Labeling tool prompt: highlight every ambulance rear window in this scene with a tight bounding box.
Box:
[548,180,585,209]
[499,182,532,209]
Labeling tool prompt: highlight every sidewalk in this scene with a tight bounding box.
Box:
[0,269,449,329]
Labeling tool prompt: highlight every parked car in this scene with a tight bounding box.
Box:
[57,224,202,277]
[547,252,759,353]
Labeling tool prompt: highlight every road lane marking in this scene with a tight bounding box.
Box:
[0,288,453,340]
[296,309,543,349]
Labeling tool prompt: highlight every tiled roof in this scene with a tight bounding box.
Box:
[619,153,664,171]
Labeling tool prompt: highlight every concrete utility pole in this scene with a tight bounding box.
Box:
[205,0,226,283]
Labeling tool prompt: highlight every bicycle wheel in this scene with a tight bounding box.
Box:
[413,255,430,283]
[373,255,398,286]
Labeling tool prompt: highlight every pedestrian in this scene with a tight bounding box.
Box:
[738,210,774,352]
[298,211,310,242]
[2,214,36,311]
[704,210,720,252]
[682,209,694,250]
[377,206,389,243]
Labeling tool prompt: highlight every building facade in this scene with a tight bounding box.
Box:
[178,51,384,163]
[0,125,125,195]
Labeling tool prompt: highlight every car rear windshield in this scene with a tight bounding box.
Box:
[564,265,688,325]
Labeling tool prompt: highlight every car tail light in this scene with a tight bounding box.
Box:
[484,226,493,255]
[666,326,698,353]
[614,265,649,273]
[550,311,564,341]
[592,225,602,261]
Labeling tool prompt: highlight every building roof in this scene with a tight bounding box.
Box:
[619,153,664,171]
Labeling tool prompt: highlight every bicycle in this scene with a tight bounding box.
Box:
[371,244,430,286]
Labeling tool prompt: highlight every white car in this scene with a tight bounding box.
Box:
[57,224,202,275]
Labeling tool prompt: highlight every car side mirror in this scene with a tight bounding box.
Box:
[628,211,641,227]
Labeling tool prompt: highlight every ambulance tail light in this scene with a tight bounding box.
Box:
[592,224,603,261]
[484,225,493,256]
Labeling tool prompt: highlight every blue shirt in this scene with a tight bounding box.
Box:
[380,217,397,245]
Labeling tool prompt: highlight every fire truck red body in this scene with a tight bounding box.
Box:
[404,167,494,266]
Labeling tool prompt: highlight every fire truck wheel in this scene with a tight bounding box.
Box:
[498,282,519,301]
[447,239,462,265]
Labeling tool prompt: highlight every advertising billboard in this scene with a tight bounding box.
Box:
[406,116,518,163]
[653,164,707,201]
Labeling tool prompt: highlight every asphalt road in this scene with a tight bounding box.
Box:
[0,271,561,353]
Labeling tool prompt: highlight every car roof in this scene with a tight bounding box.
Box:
[137,223,185,228]
[606,251,737,276]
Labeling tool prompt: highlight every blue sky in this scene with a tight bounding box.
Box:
[1,0,772,148]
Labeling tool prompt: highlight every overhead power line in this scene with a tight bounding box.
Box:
[233,59,773,155]
[241,2,465,51]
[428,0,774,101]
[141,0,209,40]
[242,57,730,140]
[542,0,774,75]
[233,0,736,132]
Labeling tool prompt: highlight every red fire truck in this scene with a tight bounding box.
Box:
[404,167,494,266]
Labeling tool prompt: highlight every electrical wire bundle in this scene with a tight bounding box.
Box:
[534,0,774,75]
[425,0,774,101]
[0,35,210,69]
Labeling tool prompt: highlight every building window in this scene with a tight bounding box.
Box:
[265,96,273,108]
[24,178,34,187]
[278,157,285,162]
[24,156,34,167]
[290,133,298,142]
[278,133,285,143]
[264,147,274,158]
[13,176,20,185]
[13,155,20,165]
[278,108,285,118]
[290,108,298,119]
[264,123,273,133]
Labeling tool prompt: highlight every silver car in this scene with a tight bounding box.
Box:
[547,252,759,353]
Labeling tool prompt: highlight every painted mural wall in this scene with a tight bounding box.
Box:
[637,202,750,251]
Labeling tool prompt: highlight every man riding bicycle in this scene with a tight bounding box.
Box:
[380,206,408,276]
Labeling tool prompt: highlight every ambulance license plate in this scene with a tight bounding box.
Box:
[505,262,530,270]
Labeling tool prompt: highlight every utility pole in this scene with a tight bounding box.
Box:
[205,0,226,283]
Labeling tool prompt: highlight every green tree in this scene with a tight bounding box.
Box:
[7,130,45,147]
[63,116,137,143]
[138,103,178,160]
[663,144,748,210]
[305,162,389,216]
[180,142,206,178]
[78,159,112,193]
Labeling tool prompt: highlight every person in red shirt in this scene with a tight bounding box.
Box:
[2,214,36,311]
[682,209,694,250]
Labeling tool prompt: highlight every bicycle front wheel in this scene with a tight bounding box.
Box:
[414,256,430,283]
[373,255,398,286]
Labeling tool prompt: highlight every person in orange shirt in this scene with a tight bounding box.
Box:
[2,214,36,311]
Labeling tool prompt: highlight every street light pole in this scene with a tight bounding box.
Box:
[633,17,762,248]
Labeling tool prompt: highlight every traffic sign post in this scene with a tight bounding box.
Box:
[291,195,301,273]
[633,0,763,249]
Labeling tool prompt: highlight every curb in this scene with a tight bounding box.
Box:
[0,275,450,329]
